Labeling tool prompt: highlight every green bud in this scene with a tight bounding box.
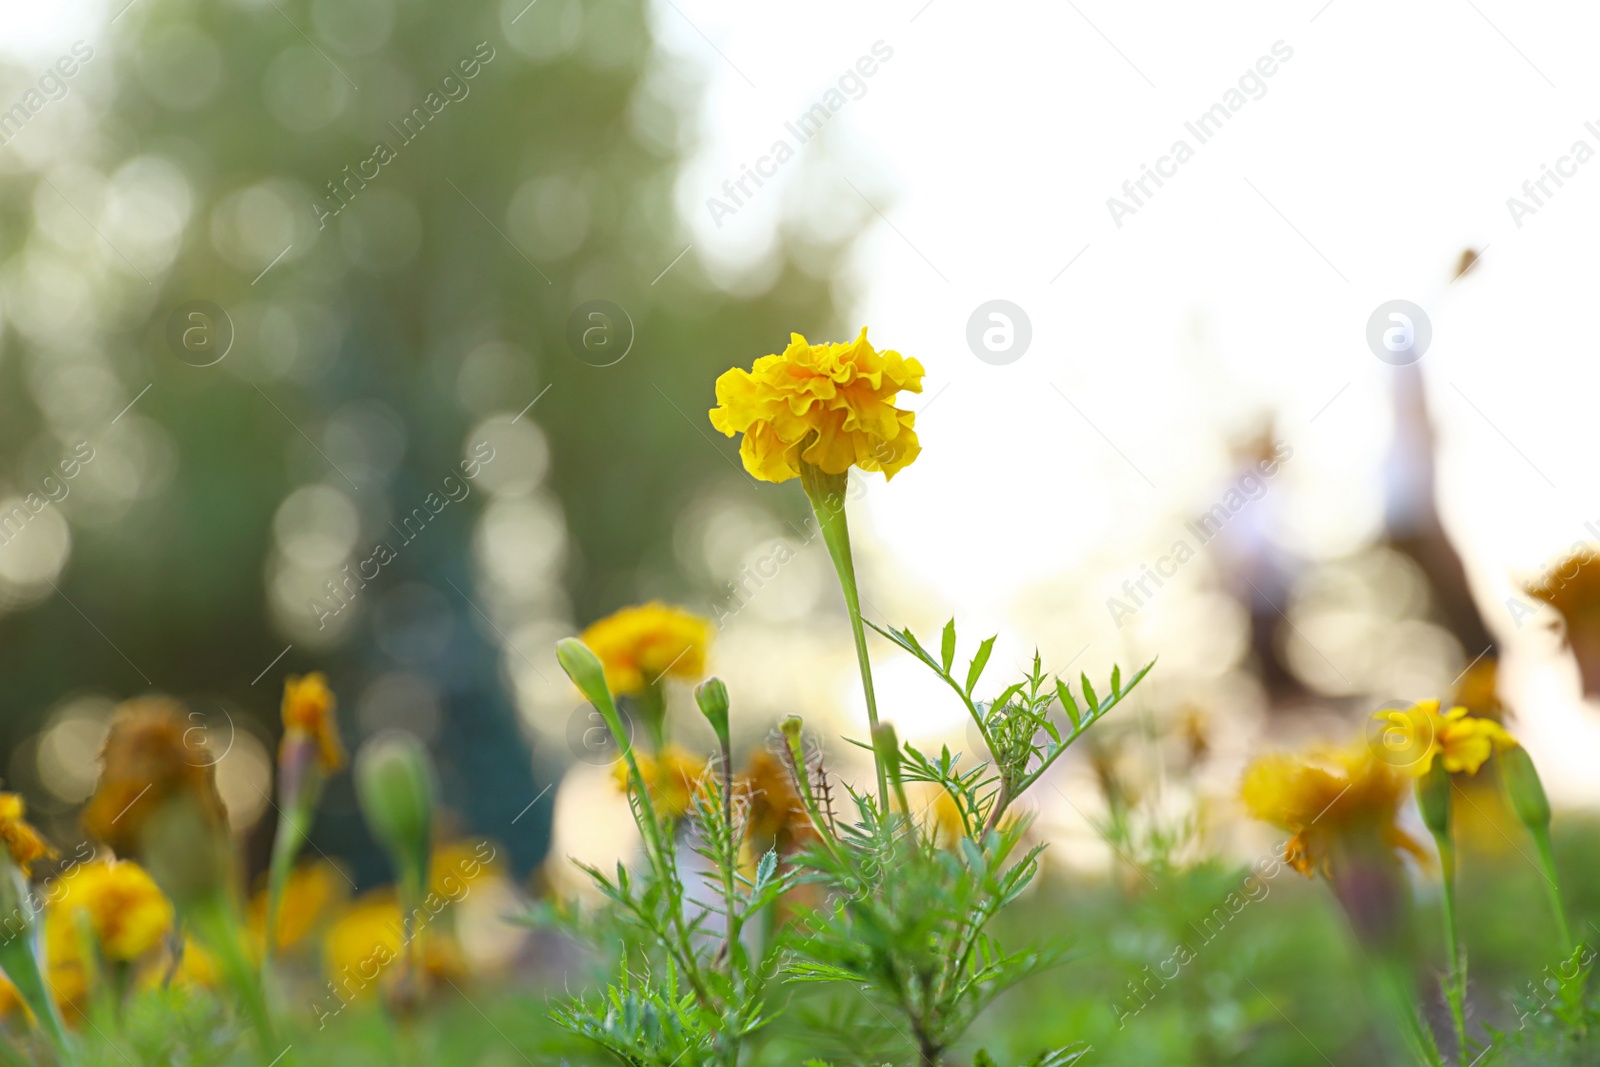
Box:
[355,731,436,897]
[1416,759,1452,839]
[694,677,731,750]
[1499,745,1551,831]
[556,637,611,709]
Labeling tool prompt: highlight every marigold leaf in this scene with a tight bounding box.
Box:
[1055,678,1081,729]
[1080,673,1099,711]
[966,636,997,696]
[941,618,957,674]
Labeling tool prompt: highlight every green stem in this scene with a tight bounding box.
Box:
[634,682,667,753]
[800,462,887,804]
[189,890,277,1058]
[1529,825,1574,953]
[263,790,314,973]
[1434,838,1469,1062]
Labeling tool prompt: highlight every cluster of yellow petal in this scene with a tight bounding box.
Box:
[1240,745,1423,878]
[46,859,174,962]
[281,673,346,773]
[0,793,55,876]
[580,603,711,696]
[611,744,705,819]
[1373,699,1517,778]
[709,329,924,484]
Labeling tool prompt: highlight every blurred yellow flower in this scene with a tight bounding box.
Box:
[323,889,468,1000]
[250,861,346,953]
[1241,744,1423,878]
[1372,699,1516,777]
[48,859,172,961]
[0,792,55,876]
[81,698,228,858]
[324,892,404,1000]
[709,328,924,484]
[611,745,703,819]
[281,673,345,773]
[580,603,710,696]
[144,936,220,992]
[429,840,497,899]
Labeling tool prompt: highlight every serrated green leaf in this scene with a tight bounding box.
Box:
[1111,663,1122,694]
[755,848,777,888]
[1080,673,1099,711]
[941,618,957,674]
[966,635,997,695]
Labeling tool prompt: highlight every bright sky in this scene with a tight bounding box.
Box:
[659,0,1600,801]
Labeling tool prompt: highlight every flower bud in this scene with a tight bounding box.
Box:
[1499,744,1550,831]
[1416,760,1452,839]
[694,678,731,750]
[556,637,612,709]
[355,732,436,895]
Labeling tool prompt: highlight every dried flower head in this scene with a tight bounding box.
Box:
[709,328,924,483]
[81,698,228,859]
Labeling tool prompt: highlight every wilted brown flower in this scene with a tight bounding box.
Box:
[81,698,228,860]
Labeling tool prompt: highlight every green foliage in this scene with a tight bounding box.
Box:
[780,620,1149,1066]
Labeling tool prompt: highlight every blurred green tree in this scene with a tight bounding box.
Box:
[0,0,846,881]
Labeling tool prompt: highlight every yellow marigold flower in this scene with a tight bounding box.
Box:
[429,840,497,900]
[323,890,467,1000]
[48,859,172,961]
[580,602,711,696]
[324,892,404,1000]
[708,328,924,484]
[81,698,228,859]
[0,792,55,877]
[1371,699,1517,778]
[1240,745,1424,878]
[611,744,703,819]
[281,673,345,773]
[250,861,346,953]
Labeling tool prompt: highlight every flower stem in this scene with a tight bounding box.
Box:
[800,462,888,804]
[1434,839,1469,1062]
[1528,824,1574,953]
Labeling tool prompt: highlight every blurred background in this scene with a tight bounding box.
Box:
[1,0,1599,1057]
